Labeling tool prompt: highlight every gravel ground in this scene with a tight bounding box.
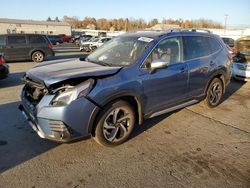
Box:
[0,61,249,188]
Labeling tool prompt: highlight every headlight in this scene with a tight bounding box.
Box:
[51,79,94,106]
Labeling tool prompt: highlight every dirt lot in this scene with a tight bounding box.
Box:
[0,61,249,188]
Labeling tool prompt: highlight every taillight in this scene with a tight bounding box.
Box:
[227,53,233,60]
[0,56,5,65]
[48,43,53,49]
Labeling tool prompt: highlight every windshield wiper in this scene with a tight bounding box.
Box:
[86,58,112,66]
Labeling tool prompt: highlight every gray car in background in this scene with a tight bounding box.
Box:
[0,34,54,62]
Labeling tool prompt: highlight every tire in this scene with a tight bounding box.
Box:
[93,100,135,147]
[91,46,97,51]
[204,78,223,108]
[32,51,44,63]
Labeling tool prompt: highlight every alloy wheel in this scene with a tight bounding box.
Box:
[208,82,222,106]
[102,107,132,143]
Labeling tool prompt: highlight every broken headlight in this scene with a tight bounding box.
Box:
[51,79,95,106]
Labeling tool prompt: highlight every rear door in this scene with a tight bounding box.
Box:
[183,35,218,97]
[5,35,29,60]
[28,35,47,51]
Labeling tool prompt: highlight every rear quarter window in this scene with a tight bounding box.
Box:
[7,35,26,45]
[29,35,46,44]
[207,37,222,53]
[183,36,210,60]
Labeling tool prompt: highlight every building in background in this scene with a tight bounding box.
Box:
[0,18,71,35]
[146,23,180,31]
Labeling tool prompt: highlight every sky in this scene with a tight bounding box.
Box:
[1,0,250,27]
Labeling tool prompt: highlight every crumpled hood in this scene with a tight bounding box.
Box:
[26,58,122,87]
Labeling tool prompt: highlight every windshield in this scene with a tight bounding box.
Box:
[88,37,99,42]
[86,36,153,66]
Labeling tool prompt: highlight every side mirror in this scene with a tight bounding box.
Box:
[149,60,169,73]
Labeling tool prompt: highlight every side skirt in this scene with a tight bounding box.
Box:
[148,99,198,119]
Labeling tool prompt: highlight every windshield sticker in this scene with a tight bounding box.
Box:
[138,37,154,43]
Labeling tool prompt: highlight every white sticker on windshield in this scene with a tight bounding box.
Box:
[138,37,154,43]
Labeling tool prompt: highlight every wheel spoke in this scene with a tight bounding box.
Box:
[112,108,120,123]
[108,127,119,141]
[117,114,130,123]
[103,121,116,130]
[119,123,127,135]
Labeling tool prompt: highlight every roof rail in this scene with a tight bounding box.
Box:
[167,28,212,34]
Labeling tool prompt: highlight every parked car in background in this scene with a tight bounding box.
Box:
[20,29,232,146]
[0,53,9,80]
[79,36,99,52]
[79,35,93,45]
[232,36,250,81]
[71,32,85,43]
[80,37,112,52]
[222,37,235,47]
[89,37,112,51]
[47,35,63,45]
[0,34,54,63]
[59,34,72,43]
[75,34,93,46]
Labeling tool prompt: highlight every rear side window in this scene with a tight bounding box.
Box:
[29,35,46,44]
[8,36,26,45]
[0,36,6,45]
[183,36,210,60]
[207,37,221,53]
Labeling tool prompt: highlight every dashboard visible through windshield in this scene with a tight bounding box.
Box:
[86,36,153,66]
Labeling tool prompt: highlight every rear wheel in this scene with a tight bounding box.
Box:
[93,100,135,146]
[204,78,223,108]
[32,51,44,63]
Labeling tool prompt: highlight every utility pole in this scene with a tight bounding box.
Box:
[224,14,228,35]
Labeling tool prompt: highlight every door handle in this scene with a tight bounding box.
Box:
[179,67,186,73]
[210,61,216,66]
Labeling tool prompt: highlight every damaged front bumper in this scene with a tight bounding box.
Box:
[19,90,98,142]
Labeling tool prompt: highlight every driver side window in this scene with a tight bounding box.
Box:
[144,37,182,68]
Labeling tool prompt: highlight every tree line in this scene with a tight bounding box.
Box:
[47,16,223,31]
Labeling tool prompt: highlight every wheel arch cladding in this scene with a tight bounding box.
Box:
[206,73,226,95]
[89,95,143,136]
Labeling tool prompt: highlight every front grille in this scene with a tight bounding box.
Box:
[48,120,68,132]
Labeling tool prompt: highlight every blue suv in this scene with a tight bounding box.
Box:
[19,29,232,146]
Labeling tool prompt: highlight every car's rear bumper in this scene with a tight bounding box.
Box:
[19,91,98,142]
[46,49,55,57]
[0,64,9,79]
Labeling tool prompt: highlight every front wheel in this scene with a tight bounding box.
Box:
[32,51,44,63]
[204,78,223,108]
[93,100,135,147]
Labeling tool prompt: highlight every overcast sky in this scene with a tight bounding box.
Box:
[1,0,250,27]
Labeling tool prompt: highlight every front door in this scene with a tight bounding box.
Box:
[139,36,189,115]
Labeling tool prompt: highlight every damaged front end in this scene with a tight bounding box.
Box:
[19,75,98,142]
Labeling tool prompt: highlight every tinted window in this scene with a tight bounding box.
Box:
[207,37,221,53]
[0,36,6,45]
[8,36,26,45]
[184,36,210,60]
[29,35,46,44]
[147,37,182,65]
